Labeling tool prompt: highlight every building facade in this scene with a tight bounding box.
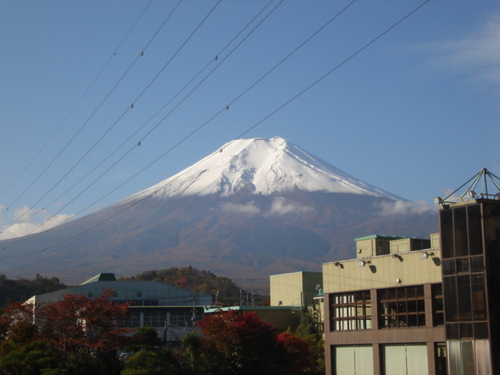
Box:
[270,271,323,307]
[439,198,500,375]
[323,236,444,375]
[322,192,500,375]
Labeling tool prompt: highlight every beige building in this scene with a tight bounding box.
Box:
[270,271,323,307]
[323,234,445,375]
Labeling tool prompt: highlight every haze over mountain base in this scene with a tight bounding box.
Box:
[0,138,437,290]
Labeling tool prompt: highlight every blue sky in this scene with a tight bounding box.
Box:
[0,0,499,239]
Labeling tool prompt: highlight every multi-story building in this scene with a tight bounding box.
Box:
[323,235,443,375]
[322,168,500,375]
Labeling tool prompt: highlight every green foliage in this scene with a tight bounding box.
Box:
[285,310,325,374]
[126,327,163,352]
[121,348,182,375]
[0,274,67,307]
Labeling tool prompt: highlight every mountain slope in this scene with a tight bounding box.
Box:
[0,137,437,289]
[126,137,402,201]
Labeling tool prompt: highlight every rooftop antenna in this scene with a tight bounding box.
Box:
[434,168,500,207]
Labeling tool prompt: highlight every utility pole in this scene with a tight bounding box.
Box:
[191,295,196,332]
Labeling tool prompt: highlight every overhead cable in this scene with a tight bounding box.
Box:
[1,0,431,257]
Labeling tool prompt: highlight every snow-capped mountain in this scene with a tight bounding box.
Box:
[127,137,401,201]
[0,137,437,289]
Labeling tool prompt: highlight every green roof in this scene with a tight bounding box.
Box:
[80,273,116,285]
[354,234,406,241]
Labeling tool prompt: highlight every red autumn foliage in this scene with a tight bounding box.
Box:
[37,288,132,356]
[0,289,132,364]
[196,310,313,375]
[276,331,314,373]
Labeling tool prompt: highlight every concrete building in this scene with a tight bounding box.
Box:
[323,235,443,375]
[322,168,500,375]
[270,271,323,307]
[26,273,212,343]
[269,271,324,334]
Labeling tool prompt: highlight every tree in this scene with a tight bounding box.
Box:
[196,310,290,375]
[121,348,183,375]
[276,331,314,374]
[0,274,67,307]
[126,326,163,352]
[284,310,325,374]
[0,289,132,375]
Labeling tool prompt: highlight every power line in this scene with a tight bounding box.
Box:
[0,1,183,231]
[0,0,154,203]
[0,0,279,245]
[1,0,431,258]
[234,0,432,140]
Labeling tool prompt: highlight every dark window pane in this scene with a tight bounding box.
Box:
[460,323,474,338]
[457,258,470,273]
[444,276,458,322]
[474,322,489,339]
[443,259,456,276]
[407,314,418,327]
[408,300,417,313]
[388,288,397,300]
[446,323,460,339]
[418,313,426,327]
[417,286,425,298]
[433,283,443,297]
[440,209,454,258]
[454,207,468,257]
[407,287,416,299]
[457,275,472,321]
[468,204,483,255]
[471,256,485,273]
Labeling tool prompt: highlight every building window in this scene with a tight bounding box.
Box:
[122,312,140,328]
[378,286,425,328]
[137,292,142,297]
[143,312,168,327]
[330,291,371,331]
[87,292,93,298]
[433,283,444,326]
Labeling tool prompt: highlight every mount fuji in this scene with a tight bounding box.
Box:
[0,137,437,289]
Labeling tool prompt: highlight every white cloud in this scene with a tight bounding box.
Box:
[377,200,434,216]
[221,201,261,215]
[436,15,500,90]
[265,197,313,216]
[0,206,75,240]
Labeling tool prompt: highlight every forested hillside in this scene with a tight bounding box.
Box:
[0,274,67,307]
[119,267,268,306]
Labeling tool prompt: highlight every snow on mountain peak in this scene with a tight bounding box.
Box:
[128,137,400,201]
